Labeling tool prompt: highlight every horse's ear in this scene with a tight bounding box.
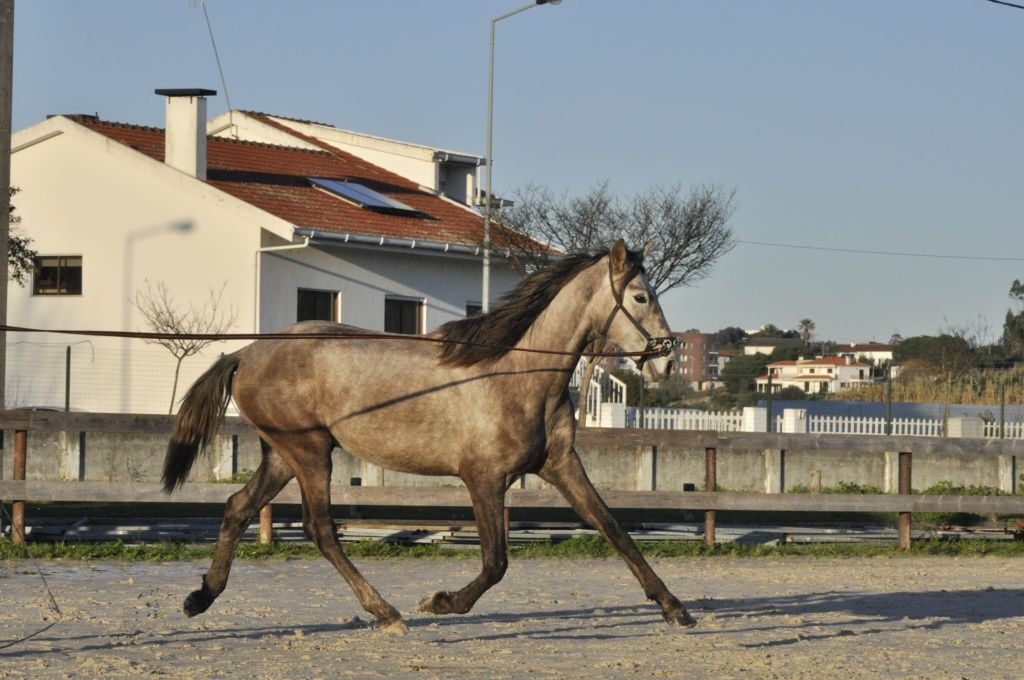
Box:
[642,240,654,260]
[610,239,628,272]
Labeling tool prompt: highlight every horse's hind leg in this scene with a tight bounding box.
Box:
[184,439,293,617]
[418,475,507,615]
[539,447,696,627]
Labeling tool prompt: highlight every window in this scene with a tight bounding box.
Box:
[385,297,422,334]
[297,289,338,322]
[466,302,483,318]
[33,256,82,295]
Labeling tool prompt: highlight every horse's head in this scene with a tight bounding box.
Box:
[598,240,677,382]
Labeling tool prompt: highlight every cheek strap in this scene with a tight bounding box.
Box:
[596,258,680,370]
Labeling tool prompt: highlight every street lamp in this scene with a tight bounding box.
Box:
[482,0,561,313]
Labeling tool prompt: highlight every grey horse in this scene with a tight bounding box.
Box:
[162,240,696,634]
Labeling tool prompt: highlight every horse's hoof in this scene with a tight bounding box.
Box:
[379,616,408,635]
[417,591,459,615]
[183,587,215,618]
[664,608,697,628]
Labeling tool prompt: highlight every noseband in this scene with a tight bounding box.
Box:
[596,258,681,370]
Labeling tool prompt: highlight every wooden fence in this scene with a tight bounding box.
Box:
[2,411,1024,551]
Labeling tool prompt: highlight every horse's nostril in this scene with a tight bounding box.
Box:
[665,362,674,379]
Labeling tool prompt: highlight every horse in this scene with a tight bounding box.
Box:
[162,239,696,634]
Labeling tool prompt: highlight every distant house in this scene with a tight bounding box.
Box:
[743,337,803,356]
[755,356,874,395]
[837,342,894,367]
[8,89,534,413]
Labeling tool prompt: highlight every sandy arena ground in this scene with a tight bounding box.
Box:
[2,554,1023,679]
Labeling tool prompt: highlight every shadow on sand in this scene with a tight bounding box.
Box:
[3,587,1023,655]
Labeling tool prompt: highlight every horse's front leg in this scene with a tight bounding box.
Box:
[418,474,507,615]
[538,447,696,627]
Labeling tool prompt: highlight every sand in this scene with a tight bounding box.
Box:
[2,555,1023,679]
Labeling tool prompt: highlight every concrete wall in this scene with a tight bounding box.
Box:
[3,430,1017,496]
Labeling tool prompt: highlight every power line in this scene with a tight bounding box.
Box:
[198,0,235,135]
[737,240,1024,262]
[984,0,1024,11]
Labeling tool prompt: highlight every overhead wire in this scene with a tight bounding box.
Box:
[984,0,1024,10]
[737,240,1024,262]
[198,0,236,137]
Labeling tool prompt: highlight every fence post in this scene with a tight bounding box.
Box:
[883,451,899,494]
[898,451,912,551]
[12,430,27,546]
[704,447,716,547]
[764,449,785,493]
[65,345,72,412]
[259,505,273,545]
[998,455,1017,495]
[637,446,656,491]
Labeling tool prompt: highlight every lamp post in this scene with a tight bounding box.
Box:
[482,0,561,312]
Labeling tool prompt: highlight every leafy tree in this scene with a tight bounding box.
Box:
[1003,279,1024,356]
[776,386,807,401]
[720,353,771,395]
[894,335,973,372]
[712,326,747,349]
[7,187,38,285]
[798,318,815,345]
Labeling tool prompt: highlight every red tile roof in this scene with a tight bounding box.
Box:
[70,115,534,251]
[767,356,870,368]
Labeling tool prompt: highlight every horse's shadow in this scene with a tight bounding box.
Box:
[4,587,1023,655]
[419,586,1024,644]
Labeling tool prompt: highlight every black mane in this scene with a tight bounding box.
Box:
[436,247,641,366]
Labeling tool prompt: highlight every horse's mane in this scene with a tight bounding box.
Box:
[436,246,641,366]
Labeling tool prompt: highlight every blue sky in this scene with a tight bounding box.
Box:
[11,1,1024,343]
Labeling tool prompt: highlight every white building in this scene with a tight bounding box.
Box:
[755,356,874,395]
[8,89,528,413]
[208,111,483,207]
[837,342,894,367]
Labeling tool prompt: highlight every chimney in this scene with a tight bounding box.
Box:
[154,88,216,179]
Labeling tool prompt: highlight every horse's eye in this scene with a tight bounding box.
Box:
[633,293,648,304]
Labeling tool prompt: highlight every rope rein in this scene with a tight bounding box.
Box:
[0,321,677,362]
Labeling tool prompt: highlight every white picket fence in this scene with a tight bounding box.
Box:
[807,414,944,437]
[628,407,744,431]
[625,406,1023,439]
[983,420,1024,439]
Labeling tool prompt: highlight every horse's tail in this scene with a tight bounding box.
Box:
[162,352,242,494]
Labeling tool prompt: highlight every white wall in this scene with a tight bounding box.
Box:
[9,122,265,412]
[258,237,519,333]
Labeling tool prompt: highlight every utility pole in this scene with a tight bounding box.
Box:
[0,0,14,410]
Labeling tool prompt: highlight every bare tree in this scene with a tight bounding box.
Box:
[133,280,238,413]
[499,181,735,294]
[500,181,735,426]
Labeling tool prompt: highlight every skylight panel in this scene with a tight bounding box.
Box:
[310,178,421,215]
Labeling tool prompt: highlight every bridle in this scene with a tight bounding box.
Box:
[595,257,681,371]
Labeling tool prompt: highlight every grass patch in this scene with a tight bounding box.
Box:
[4,535,1024,562]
